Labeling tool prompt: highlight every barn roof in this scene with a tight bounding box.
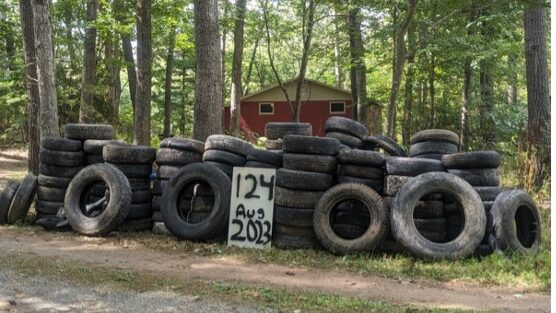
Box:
[241,77,352,102]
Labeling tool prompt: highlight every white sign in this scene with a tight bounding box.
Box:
[227,167,276,249]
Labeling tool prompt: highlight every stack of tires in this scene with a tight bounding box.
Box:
[384,157,447,245]
[203,135,253,177]
[336,149,385,193]
[245,149,283,169]
[324,116,368,149]
[1,175,37,224]
[264,122,312,151]
[153,138,204,233]
[364,135,407,156]
[409,129,459,160]
[273,135,340,249]
[441,151,502,254]
[102,143,156,231]
[36,137,83,219]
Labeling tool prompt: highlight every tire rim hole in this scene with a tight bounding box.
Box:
[515,205,537,248]
[176,182,214,224]
[79,180,107,217]
[329,199,370,240]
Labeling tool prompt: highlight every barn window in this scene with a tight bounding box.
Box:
[329,101,345,114]
[259,102,274,115]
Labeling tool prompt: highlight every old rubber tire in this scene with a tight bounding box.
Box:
[441,151,501,169]
[283,153,337,173]
[474,186,502,201]
[384,197,444,218]
[117,218,153,232]
[156,148,202,166]
[83,139,121,154]
[205,135,253,157]
[336,176,382,193]
[203,161,234,177]
[127,202,153,220]
[110,163,153,178]
[265,122,312,139]
[272,231,320,250]
[37,186,66,202]
[276,168,333,191]
[409,141,458,156]
[447,169,500,186]
[160,137,205,154]
[40,148,83,167]
[157,165,183,180]
[338,165,383,180]
[103,144,156,164]
[161,163,231,240]
[365,135,407,157]
[282,135,340,156]
[337,149,386,167]
[275,186,323,209]
[391,172,485,259]
[85,155,104,165]
[413,153,444,160]
[325,131,363,148]
[64,164,131,236]
[36,200,64,215]
[314,183,388,255]
[7,174,38,224]
[410,129,459,145]
[203,149,246,166]
[247,149,283,167]
[324,116,368,138]
[64,123,115,140]
[0,181,19,224]
[386,157,444,176]
[41,137,82,152]
[490,189,541,254]
[38,175,71,188]
[273,205,313,228]
[244,160,277,169]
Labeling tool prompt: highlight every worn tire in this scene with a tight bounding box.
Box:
[161,163,231,240]
[325,131,363,148]
[0,181,19,224]
[7,174,38,224]
[157,165,183,180]
[391,172,485,259]
[447,169,500,186]
[85,155,104,164]
[474,186,502,201]
[413,153,444,160]
[272,230,320,250]
[244,160,277,169]
[156,148,202,166]
[276,168,333,191]
[386,157,444,176]
[384,197,444,218]
[275,186,323,209]
[64,164,132,236]
[273,205,313,228]
[338,165,383,180]
[324,116,368,138]
[127,202,153,220]
[314,183,388,255]
[160,137,205,154]
[83,139,121,154]
[37,186,66,202]
[336,176,383,193]
[409,141,458,156]
[246,149,283,167]
[203,149,246,166]
[203,161,234,177]
[36,200,64,215]
[282,135,340,156]
[265,122,312,139]
[205,135,253,157]
[38,175,71,188]
[441,151,501,169]
[110,163,153,178]
[490,189,541,254]
[410,129,459,145]
[152,179,167,195]
[41,137,82,152]
[414,218,448,232]
[65,123,115,140]
[40,148,83,167]
[337,149,386,167]
[103,144,156,164]
[365,135,407,157]
[283,153,337,173]
[117,218,153,232]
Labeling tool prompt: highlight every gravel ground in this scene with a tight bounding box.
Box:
[0,268,271,313]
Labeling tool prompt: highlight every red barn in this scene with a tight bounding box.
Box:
[224,77,353,139]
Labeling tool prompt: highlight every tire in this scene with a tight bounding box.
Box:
[7,174,38,224]
[386,157,444,176]
[336,176,383,193]
[37,186,66,202]
[410,129,459,145]
[282,135,340,156]
[127,202,153,220]
[85,155,104,164]
[128,178,151,191]
[117,218,153,232]
[83,139,121,154]
[205,135,253,157]
[247,149,283,167]
[203,161,234,177]
[331,223,368,240]
[157,165,183,180]
[324,116,368,138]
[338,165,383,180]
[337,149,386,167]
[64,163,132,236]
[409,141,458,156]
[283,153,337,173]
[110,163,153,178]
[131,190,152,204]
[36,200,63,215]
[103,144,156,164]
[161,163,231,240]
[64,123,116,140]
[265,139,283,150]
[483,201,494,212]
[441,151,501,169]
[447,169,500,186]
[35,216,64,230]
[38,175,71,188]
[314,183,388,255]
[490,189,541,253]
[384,197,444,218]
[391,172,485,259]
[275,186,323,209]
[325,131,363,148]
[40,148,83,167]
[160,137,205,154]
[156,148,202,166]
[191,196,214,213]
[265,122,312,139]
[203,149,246,166]
[474,186,502,201]
[152,179,167,195]
[0,181,19,224]
[272,231,320,250]
[273,205,313,228]
[413,153,444,160]
[244,161,277,169]
[276,168,333,191]
[385,175,412,196]
[39,164,82,178]
[41,137,82,152]
[365,135,407,157]
[152,196,161,211]
[414,218,448,232]
[333,211,370,227]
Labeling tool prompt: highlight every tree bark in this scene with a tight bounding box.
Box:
[293,0,316,122]
[105,35,121,125]
[122,35,137,110]
[386,0,418,137]
[347,2,367,125]
[333,11,341,88]
[429,54,436,128]
[401,23,416,145]
[193,0,223,141]
[134,0,152,145]
[79,0,97,123]
[242,36,259,96]
[19,0,40,174]
[230,0,247,135]
[221,0,228,108]
[163,28,176,138]
[507,52,518,107]
[32,0,59,139]
[523,3,550,190]
[459,7,478,151]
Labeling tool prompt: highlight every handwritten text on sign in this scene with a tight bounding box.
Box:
[227,167,276,249]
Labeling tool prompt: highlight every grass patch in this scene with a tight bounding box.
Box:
[0,252,465,313]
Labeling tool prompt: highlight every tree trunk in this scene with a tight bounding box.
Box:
[242,36,259,96]
[523,3,550,190]
[221,0,228,108]
[386,0,418,138]
[32,0,59,138]
[19,0,40,174]
[230,0,246,135]
[63,7,77,76]
[507,53,518,107]
[105,36,121,125]
[122,35,137,110]
[333,9,341,88]
[163,28,176,138]
[193,0,223,141]
[429,54,436,128]
[460,59,472,151]
[79,0,97,123]
[401,23,416,145]
[293,0,316,122]
[347,2,367,125]
[134,0,152,145]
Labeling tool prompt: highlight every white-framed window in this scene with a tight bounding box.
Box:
[259,102,274,115]
[329,101,346,114]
